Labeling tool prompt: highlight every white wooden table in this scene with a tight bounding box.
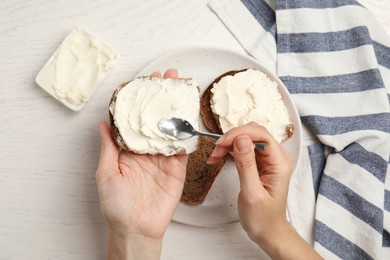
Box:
[1,0,389,259]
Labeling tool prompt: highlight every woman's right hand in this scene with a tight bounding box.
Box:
[208,122,321,259]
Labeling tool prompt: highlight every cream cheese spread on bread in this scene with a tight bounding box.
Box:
[36,28,118,110]
[210,69,292,143]
[110,77,199,155]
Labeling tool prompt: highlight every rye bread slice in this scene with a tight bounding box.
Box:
[181,136,227,205]
[201,69,294,141]
[109,78,199,155]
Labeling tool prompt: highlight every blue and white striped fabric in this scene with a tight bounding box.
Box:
[208,0,390,258]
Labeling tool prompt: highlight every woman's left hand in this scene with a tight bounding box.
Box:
[96,69,187,259]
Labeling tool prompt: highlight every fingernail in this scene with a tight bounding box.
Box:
[210,146,219,158]
[207,157,217,164]
[236,136,251,153]
[215,136,225,145]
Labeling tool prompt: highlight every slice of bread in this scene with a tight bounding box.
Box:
[201,69,294,142]
[181,136,227,205]
[109,76,200,155]
[182,68,294,205]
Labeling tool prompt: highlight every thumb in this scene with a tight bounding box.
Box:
[233,135,264,197]
[97,120,119,176]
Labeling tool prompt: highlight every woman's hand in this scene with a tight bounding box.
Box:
[96,69,187,260]
[208,122,293,242]
[208,122,322,259]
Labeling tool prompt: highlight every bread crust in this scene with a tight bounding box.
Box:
[109,81,131,151]
[201,69,294,141]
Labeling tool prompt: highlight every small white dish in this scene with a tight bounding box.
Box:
[137,46,302,227]
[36,28,118,111]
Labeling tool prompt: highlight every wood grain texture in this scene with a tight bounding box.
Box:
[0,0,388,259]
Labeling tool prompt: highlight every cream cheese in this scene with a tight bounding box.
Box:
[36,28,118,111]
[110,77,200,155]
[210,69,292,143]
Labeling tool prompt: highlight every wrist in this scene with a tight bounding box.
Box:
[251,218,290,255]
[108,229,163,260]
[253,222,322,260]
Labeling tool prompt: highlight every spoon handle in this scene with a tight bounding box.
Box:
[197,132,266,150]
[253,142,267,150]
[197,131,222,141]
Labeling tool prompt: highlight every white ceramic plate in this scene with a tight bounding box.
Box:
[137,47,302,227]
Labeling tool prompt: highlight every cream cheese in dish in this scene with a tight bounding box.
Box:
[210,69,292,143]
[36,28,118,111]
[110,77,200,155]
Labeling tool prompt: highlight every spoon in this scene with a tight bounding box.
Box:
[158,118,266,150]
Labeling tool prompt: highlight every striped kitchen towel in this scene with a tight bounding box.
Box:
[208,0,390,259]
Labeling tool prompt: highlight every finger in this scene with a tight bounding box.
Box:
[176,154,190,165]
[219,122,275,148]
[207,143,232,164]
[97,120,120,177]
[170,154,189,182]
[233,135,265,196]
[163,68,178,79]
[150,71,161,77]
[208,122,278,163]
